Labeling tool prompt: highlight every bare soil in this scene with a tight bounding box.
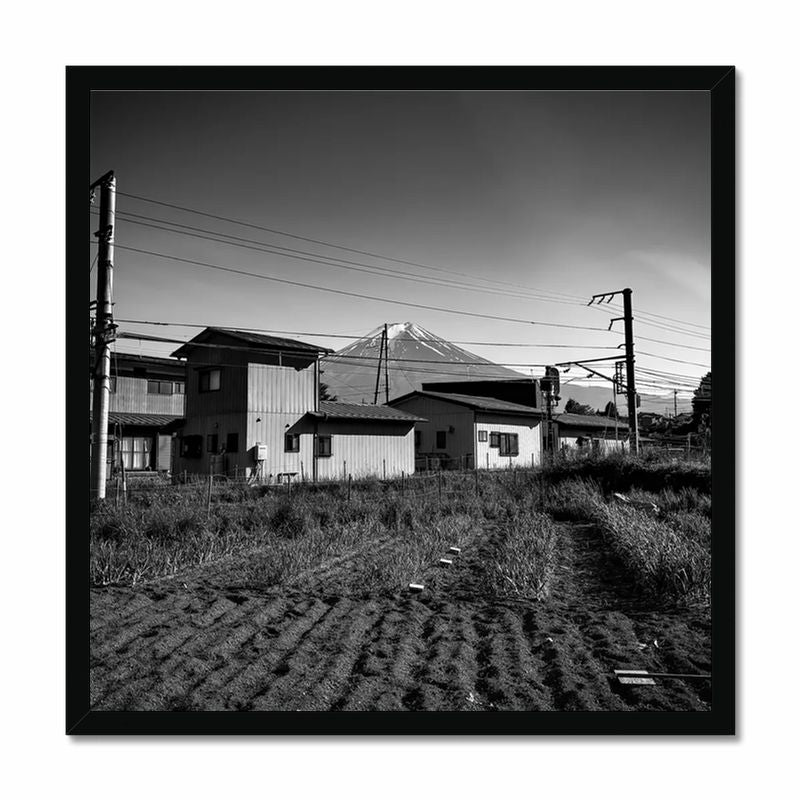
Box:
[90,521,711,711]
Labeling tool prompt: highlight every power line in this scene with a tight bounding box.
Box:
[107,188,711,334]
[111,189,587,305]
[637,350,710,368]
[117,330,561,369]
[114,317,620,350]
[112,243,611,332]
[92,208,585,309]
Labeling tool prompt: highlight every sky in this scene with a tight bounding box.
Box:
[89,90,711,413]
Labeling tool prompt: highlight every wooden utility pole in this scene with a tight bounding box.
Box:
[673,389,678,418]
[89,171,116,501]
[588,288,639,454]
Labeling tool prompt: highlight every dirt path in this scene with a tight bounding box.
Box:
[90,521,711,711]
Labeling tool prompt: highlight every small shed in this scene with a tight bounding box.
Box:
[555,412,629,453]
[291,401,426,481]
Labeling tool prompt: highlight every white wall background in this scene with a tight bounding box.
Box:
[3,3,796,800]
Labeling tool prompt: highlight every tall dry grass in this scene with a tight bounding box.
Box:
[545,477,711,602]
[90,474,526,590]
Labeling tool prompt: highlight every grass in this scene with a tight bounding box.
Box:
[545,476,711,602]
[486,509,558,601]
[542,449,711,494]
[91,452,711,603]
[90,473,532,592]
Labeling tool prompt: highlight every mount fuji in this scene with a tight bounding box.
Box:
[320,322,526,403]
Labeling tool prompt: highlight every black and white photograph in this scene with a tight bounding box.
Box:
[68,67,734,735]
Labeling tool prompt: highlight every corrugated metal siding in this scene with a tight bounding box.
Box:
[245,363,317,480]
[315,425,415,480]
[390,395,474,458]
[475,413,542,469]
[107,376,185,415]
[246,410,315,481]
[247,363,316,414]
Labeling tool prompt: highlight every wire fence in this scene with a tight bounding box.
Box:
[105,438,709,508]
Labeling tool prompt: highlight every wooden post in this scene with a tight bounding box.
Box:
[287,473,292,498]
[401,470,405,495]
[383,459,386,481]
[115,475,120,508]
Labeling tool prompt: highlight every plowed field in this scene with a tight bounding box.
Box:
[90,521,711,711]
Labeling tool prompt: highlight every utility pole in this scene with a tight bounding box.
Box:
[589,287,639,454]
[373,324,387,404]
[383,323,390,404]
[541,366,560,460]
[89,171,116,501]
[673,389,678,418]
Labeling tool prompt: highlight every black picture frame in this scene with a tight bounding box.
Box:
[67,66,734,736]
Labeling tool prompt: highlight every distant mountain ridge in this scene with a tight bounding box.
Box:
[321,322,524,403]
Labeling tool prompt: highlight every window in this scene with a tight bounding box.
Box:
[226,432,239,453]
[478,430,488,443]
[147,379,177,395]
[489,432,500,448]
[207,433,218,453]
[180,435,202,459]
[499,433,519,456]
[435,430,447,449]
[315,435,332,457]
[284,433,300,452]
[174,381,185,394]
[120,436,152,471]
[199,369,221,392]
[414,430,421,449]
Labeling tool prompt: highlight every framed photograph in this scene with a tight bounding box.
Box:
[68,66,734,735]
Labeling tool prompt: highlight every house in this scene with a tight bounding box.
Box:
[170,327,423,482]
[554,412,629,453]
[89,352,186,473]
[291,401,425,480]
[388,390,544,470]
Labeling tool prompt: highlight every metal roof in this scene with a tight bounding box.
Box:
[171,327,333,359]
[555,412,629,431]
[101,413,185,428]
[391,390,542,417]
[312,401,426,422]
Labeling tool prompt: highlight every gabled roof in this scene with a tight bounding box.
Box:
[170,327,333,359]
[390,390,543,417]
[311,401,426,423]
[555,412,629,431]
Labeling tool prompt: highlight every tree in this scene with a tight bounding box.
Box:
[691,372,711,432]
[564,398,595,416]
[319,382,338,402]
[602,401,618,418]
